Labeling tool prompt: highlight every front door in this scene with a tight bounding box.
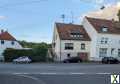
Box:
[78,53,88,61]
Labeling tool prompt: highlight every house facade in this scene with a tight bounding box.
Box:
[52,23,91,61]
[82,17,120,61]
[52,17,120,61]
[0,30,22,61]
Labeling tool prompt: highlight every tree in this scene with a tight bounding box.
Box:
[4,41,52,62]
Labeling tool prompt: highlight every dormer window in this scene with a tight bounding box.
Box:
[79,34,83,38]
[101,26,108,32]
[70,30,83,38]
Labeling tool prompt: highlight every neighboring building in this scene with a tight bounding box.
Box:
[82,17,120,61]
[0,30,22,61]
[52,23,91,61]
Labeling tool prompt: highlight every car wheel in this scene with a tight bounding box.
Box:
[107,60,110,64]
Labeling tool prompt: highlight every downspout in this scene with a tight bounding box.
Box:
[60,39,61,62]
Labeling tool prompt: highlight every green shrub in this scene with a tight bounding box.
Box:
[3,48,48,62]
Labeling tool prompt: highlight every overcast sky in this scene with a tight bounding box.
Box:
[0,0,118,43]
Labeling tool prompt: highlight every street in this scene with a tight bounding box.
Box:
[0,63,120,84]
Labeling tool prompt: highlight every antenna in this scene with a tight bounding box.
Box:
[100,6,105,10]
[71,11,74,24]
[61,14,65,23]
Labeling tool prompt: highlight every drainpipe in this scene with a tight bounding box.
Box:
[60,40,61,62]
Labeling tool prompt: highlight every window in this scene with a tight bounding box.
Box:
[101,26,108,32]
[81,43,85,50]
[65,43,73,50]
[104,38,108,44]
[11,41,15,45]
[111,48,115,55]
[99,48,107,57]
[100,37,108,44]
[118,49,120,57]
[67,53,71,58]
[101,38,104,44]
[70,31,84,39]
[1,40,4,45]
[79,34,83,38]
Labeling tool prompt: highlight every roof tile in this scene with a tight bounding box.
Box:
[56,23,91,41]
[0,31,16,41]
[86,17,120,34]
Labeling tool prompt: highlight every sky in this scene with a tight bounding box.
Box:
[0,0,119,43]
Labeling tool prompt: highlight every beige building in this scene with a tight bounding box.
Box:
[52,23,91,61]
[50,16,120,62]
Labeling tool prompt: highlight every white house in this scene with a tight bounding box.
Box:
[82,17,120,61]
[0,30,22,61]
[52,23,91,61]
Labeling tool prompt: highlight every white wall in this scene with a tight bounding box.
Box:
[96,34,120,59]
[52,23,91,61]
[82,17,98,61]
[52,24,61,61]
[60,40,90,60]
[0,40,22,61]
[82,17,120,61]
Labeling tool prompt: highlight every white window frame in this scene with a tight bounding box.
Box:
[65,43,74,50]
[102,27,108,32]
[100,37,108,44]
[99,48,107,57]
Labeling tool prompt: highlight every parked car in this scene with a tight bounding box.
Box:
[102,57,119,64]
[63,57,82,63]
[13,56,32,64]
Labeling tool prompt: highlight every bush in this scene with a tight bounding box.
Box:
[3,48,33,62]
[3,48,48,62]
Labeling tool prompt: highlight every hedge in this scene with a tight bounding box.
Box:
[3,48,47,62]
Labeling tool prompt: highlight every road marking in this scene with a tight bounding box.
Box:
[13,74,46,84]
[96,73,111,75]
[12,72,112,75]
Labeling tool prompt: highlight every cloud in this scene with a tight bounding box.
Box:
[95,0,104,4]
[0,15,7,19]
[72,0,105,4]
[81,2,120,21]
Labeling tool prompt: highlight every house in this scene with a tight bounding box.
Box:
[0,30,22,61]
[82,17,120,61]
[52,23,91,61]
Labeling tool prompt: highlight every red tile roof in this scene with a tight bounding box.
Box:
[86,17,120,34]
[56,23,91,41]
[0,31,16,41]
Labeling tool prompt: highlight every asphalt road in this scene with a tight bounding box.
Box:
[0,63,120,84]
